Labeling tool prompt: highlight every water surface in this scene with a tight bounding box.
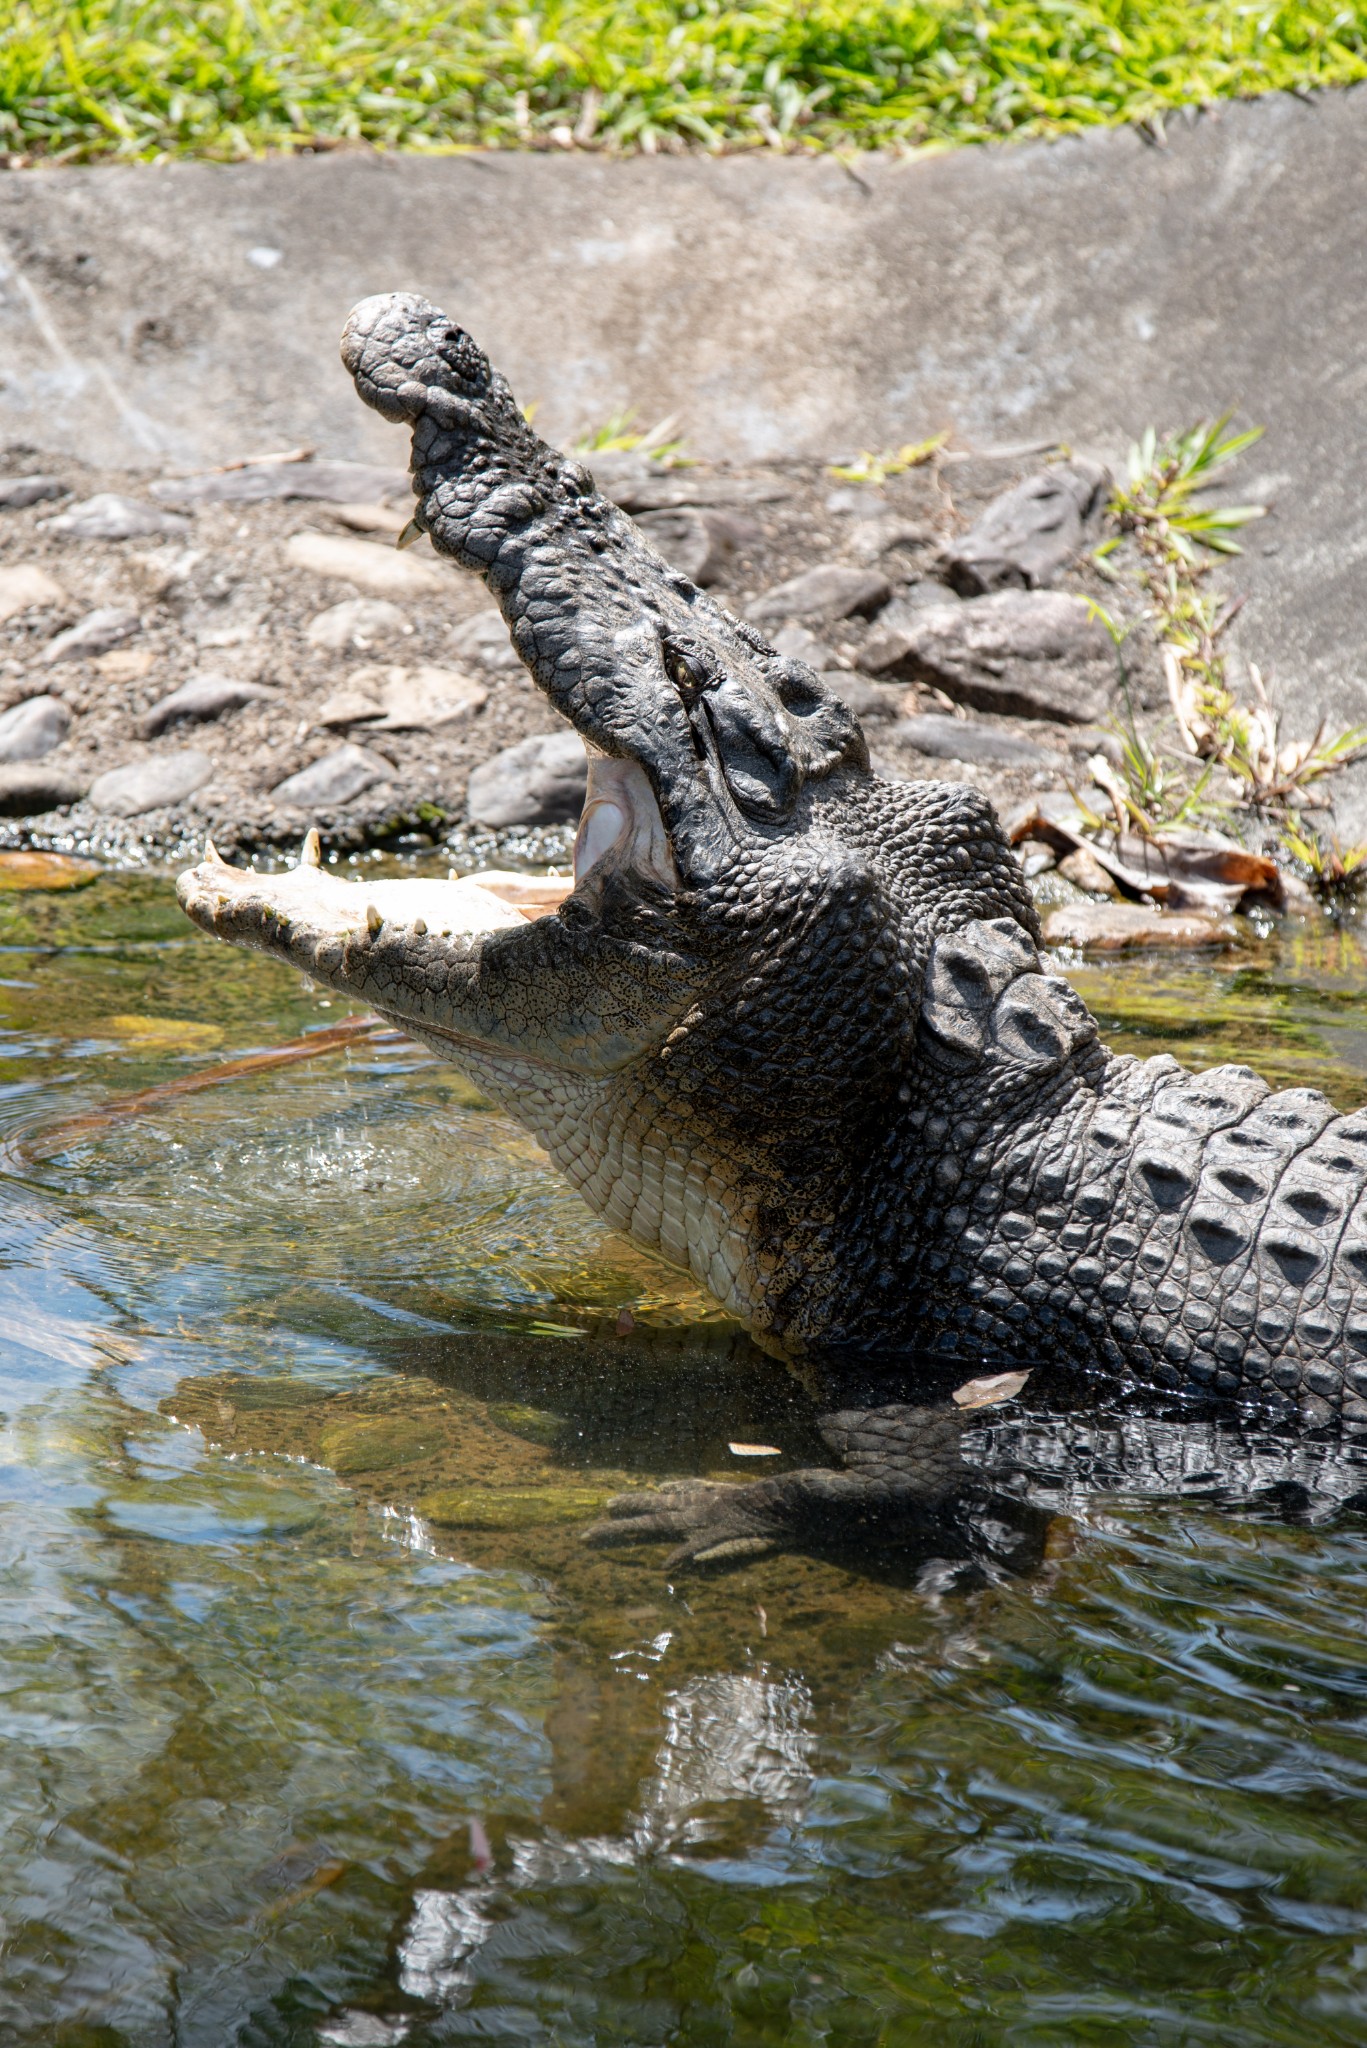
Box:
[3,868,1367,2047]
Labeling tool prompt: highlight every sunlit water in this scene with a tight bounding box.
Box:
[3,867,1367,2046]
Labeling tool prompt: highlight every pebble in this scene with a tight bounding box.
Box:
[0,694,70,762]
[305,598,413,651]
[43,607,141,665]
[604,471,793,513]
[750,564,892,624]
[821,671,902,721]
[845,516,932,565]
[466,729,588,828]
[270,742,393,808]
[770,622,838,668]
[139,674,277,738]
[43,494,191,541]
[1043,901,1239,951]
[0,475,69,510]
[151,459,409,508]
[320,501,407,535]
[0,564,67,624]
[0,764,89,816]
[945,462,1110,595]
[1057,846,1120,895]
[286,531,448,598]
[860,589,1116,724]
[88,749,214,818]
[449,608,520,671]
[891,712,1062,766]
[317,664,487,731]
[633,506,733,586]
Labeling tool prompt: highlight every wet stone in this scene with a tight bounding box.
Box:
[88,749,214,818]
[43,493,191,541]
[305,597,413,652]
[861,589,1117,724]
[43,606,141,665]
[466,729,588,829]
[0,475,68,510]
[0,763,89,815]
[749,564,893,624]
[0,694,70,762]
[139,674,277,738]
[270,742,393,808]
[945,461,1110,595]
[318,1415,436,1474]
[1044,901,1241,951]
[0,849,99,889]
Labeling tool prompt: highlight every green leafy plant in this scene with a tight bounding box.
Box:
[574,409,692,467]
[1279,818,1367,901]
[1107,416,1267,562]
[828,432,948,485]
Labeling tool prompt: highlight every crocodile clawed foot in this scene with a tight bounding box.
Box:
[585,1478,784,1569]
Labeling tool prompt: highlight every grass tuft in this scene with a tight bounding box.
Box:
[0,0,1365,163]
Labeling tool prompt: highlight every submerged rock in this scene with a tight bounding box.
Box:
[88,749,213,817]
[945,461,1109,595]
[466,730,588,828]
[861,589,1116,723]
[0,694,70,762]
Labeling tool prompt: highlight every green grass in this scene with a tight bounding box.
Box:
[2,0,1365,162]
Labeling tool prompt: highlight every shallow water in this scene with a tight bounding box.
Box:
[3,868,1367,2047]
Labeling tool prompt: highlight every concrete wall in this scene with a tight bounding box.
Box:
[1,88,1364,745]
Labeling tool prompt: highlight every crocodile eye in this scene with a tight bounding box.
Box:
[664,644,704,705]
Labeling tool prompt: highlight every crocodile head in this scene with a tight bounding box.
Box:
[178,293,1038,1362]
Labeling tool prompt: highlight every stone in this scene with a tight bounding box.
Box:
[270,742,393,808]
[317,664,487,731]
[285,531,448,598]
[860,589,1116,724]
[139,674,276,737]
[88,749,213,817]
[465,729,588,828]
[449,607,520,671]
[1057,846,1120,895]
[945,461,1110,596]
[319,501,407,534]
[0,564,67,624]
[96,648,155,683]
[820,671,901,721]
[749,564,892,624]
[151,458,409,508]
[603,470,792,513]
[43,494,191,541]
[0,764,88,816]
[0,694,70,762]
[0,850,99,890]
[846,516,933,565]
[890,712,1061,766]
[43,607,141,664]
[633,505,733,585]
[1042,901,1240,952]
[305,597,413,651]
[770,622,838,668]
[0,475,68,510]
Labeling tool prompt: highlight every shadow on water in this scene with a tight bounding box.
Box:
[4,870,1367,2045]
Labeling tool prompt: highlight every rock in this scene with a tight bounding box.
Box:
[319,501,407,534]
[42,607,141,665]
[0,564,67,624]
[770,622,838,668]
[318,664,488,731]
[465,729,588,828]
[0,764,89,816]
[860,590,1116,724]
[750,564,892,624]
[1042,901,1240,952]
[633,506,733,585]
[139,674,276,738]
[151,458,409,508]
[890,712,1062,766]
[0,694,70,762]
[1057,846,1120,895]
[821,671,901,721]
[0,475,68,510]
[305,597,413,651]
[270,742,393,808]
[0,850,99,890]
[285,531,448,598]
[127,545,203,601]
[846,516,932,565]
[944,461,1111,595]
[95,647,155,683]
[1016,838,1058,879]
[449,607,520,671]
[43,494,191,541]
[603,470,792,513]
[88,749,213,817]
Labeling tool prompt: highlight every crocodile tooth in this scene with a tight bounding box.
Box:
[412,916,427,935]
[366,903,383,935]
[300,827,322,868]
[203,837,225,866]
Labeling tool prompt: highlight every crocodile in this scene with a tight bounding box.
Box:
[177,294,1367,1565]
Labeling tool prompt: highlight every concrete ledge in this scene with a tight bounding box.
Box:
[1,88,1364,748]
